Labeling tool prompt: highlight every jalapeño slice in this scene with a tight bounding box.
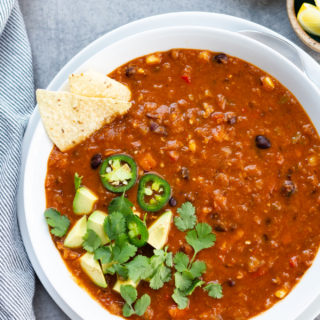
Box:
[99,154,137,193]
[137,174,171,212]
[127,214,149,247]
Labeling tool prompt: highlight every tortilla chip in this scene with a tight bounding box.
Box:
[69,70,131,101]
[36,89,131,152]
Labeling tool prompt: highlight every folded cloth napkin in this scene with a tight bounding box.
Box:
[0,0,35,319]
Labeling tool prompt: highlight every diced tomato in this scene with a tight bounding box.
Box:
[289,256,298,268]
[251,266,268,278]
[181,74,191,83]
[138,153,157,171]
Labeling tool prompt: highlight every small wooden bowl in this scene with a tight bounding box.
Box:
[287,0,320,52]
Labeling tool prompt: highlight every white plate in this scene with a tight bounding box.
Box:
[17,12,320,320]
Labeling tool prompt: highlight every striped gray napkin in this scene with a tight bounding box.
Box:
[0,0,35,319]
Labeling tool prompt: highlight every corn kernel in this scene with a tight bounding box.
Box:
[261,76,275,91]
[137,68,145,74]
[188,139,196,152]
[275,288,287,299]
[308,155,318,166]
[198,51,210,61]
[146,54,161,65]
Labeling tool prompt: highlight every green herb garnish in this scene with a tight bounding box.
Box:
[108,193,133,216]
[120,285,151,317]
[83,229,101,252]
[204,282,223,299]
[44,208,70,237]
[172,202,222,309]
[174,201,196,231]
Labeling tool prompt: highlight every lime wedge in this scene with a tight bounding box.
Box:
[297,3,320,36]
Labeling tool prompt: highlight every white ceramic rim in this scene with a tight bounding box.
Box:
[17,13,320,320]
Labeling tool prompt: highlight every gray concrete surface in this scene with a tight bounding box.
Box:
[19,0,320,319]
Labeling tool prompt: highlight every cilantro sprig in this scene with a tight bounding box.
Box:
[44,208,70,237]
[172,202,223,309]
[120,285,151,317]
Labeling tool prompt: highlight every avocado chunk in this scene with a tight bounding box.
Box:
[113,278,139,294]
[87,210,110,245]
[79,252,107,288]
[147,210,172,249]
[73,186,98,215]
[64,216,87,248]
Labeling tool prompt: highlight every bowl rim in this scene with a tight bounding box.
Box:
[18,16,320,320]
[287,0,320,53]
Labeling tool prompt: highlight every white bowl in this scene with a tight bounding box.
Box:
[21,26,320,320]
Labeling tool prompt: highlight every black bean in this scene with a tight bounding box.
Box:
[150,121,167,135]
[280,180,296,197]
[125,66,136,77]
[255,135,271,149]
[214,225,226,232]
[262,234,269,241]
[90,153,102,169]
[265,217,272,225]
[181,167,189,179]
[214,53,228,64]
[169,197,177,207]
[227,279,236,287]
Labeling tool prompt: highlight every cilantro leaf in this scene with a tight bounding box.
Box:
[108,194,133,216]
[185,279,204,295]
[44,208,70,237]
[150,264,171,290]
[148,248,172,290]
[94,246,112,264]
[104,211,126,240]
[172,288,189,309]
[112,234,137,264]
[174,272,193,291]
[204,282,223,299]
[186,223,216,256]
[174,252,189,272]
[120,284,137,306]
[165,251,173,267]
[174,202,197,231]
[126,255,152,282]
[74,172,82,191]
[120,285,151,317]
[134,294,151,316]
[123,303,134,317]
[189,260,206,278]
[83,229,101,252]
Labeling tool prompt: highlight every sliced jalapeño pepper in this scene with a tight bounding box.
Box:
[127,214,149,247]
[99,154,137,193]
[137,174,171,212]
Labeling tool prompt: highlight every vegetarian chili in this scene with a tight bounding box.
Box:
[45,49,320,320]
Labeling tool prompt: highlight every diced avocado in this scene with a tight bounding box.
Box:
[87,210,110,245]
[113,278,139,294]
[64,216,87,248]
[73,186,98,215]
[147,210,172,249]
[79,252,107,288]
